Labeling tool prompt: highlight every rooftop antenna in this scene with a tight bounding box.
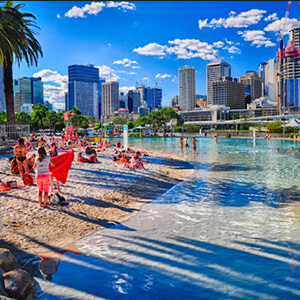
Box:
[217,51,221,60]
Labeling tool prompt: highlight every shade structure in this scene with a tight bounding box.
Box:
[282,119,300,127]
[135,125,145,129]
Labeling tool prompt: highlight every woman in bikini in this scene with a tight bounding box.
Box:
[13,138,29,181]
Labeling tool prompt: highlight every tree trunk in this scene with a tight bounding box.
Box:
[3,55,16,140]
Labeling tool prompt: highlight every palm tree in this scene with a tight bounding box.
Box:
[0,1,43,138]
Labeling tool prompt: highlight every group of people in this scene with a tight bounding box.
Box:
[180,137,198,152]
[13,136,62,208]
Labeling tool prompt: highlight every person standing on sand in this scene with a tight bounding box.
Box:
[14,137,29,182]
[33,147,55,208]
[180,138,183,151]
[49,143,61,193]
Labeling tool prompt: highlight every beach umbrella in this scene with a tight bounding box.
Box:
[282,119,300,127]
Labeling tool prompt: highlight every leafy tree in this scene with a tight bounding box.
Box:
[70,114,89,129]
[55,111,65,132]
[69,106,81,115]
[108,116,128,126]
[94,122,101,130]
[86,115,96,125]
[0,111,7,125]
[15,111,30,125]
[0,1,42,135]
[44,110,60,131]
[126,121,134,129]
[134,116,150,127]
[30,103,49,130]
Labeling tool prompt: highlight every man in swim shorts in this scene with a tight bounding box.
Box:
[14,137,29,181]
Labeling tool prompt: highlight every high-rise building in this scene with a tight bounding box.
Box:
[276,21,300,108]
[101,81,119,122]
[207,60,231,106]
[45,100,53,110]
[259,61,268,96]
[67,64,99,118]
[0,65,5,112]
[212,77,245,109]
[265,59,279,104]
[170,95,179,107]
[128,90,141,113]
[135,84,148,106]
[97,77,105,120]
[178,66,196,111]
[147,87,162,109]
[13,77,44,112]
[239,71,263,101]
[119,92,126,109]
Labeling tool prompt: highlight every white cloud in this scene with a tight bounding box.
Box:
[119,86,136,94]
[142,77,149,82]
[264,17,298,35]
[264,13,278,22]
[238,30,276,48]
[64,1,135,18]
[225,38,240,46]
[134,38,238,60]
[155,74,171,79]
[108,43,112,46]
[113,58,139,67]
[198,9,266,29]
[133,43,166,56]
[225,45,241,54]
[106,1,136,11]
[57,14,61,19]
[95,65,120,81]
[33,70,68,110]
[117,70,137,75]
[131,66,140,69]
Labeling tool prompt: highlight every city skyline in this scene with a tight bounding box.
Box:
[11,1,300,111]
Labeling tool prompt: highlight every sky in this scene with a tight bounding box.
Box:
[11,1,300,111]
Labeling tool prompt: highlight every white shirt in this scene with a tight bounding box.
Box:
[35,156,51,175]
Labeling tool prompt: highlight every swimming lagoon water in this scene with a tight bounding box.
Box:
[36,137,300,299]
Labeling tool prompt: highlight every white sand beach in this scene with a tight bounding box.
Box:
[0,146,194,257]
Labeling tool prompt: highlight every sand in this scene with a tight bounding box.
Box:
[0,146,194,258]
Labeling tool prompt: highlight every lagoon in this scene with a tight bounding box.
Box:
[36,137,300,299]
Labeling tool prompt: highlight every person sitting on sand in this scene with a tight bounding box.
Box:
[14,137,29,181]
[33,146,55,208]
[130,151,145,170]
[27,153,36,173]
[116,140,122,148]
[88,151,98,163]
[118,153,131,168]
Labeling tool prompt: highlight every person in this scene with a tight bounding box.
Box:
[290,147,295,152]
[184,137,190,150]
[116,140,122,148]
[88,150,98,163]
[49,143,61,193]
[33,146,55,208]
[180,138,183,151]
[213,133,218,142]
[236,128,239,136]
[27,153,36,173]
[24,136,35,151]
[14,137,29,181]
[130,151,145,170]
[192,137,197,152]
[77,152,91,163]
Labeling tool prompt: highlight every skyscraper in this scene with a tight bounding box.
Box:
[13,77,44,112]
[135,84,148,106]
[147,87,162,109]
[0,65,5,112]
[258,61,268,96]
[98,77,105,120]
[178,66,196,111]
[207,60,231,106]
[127,90,141,113]
[101,81,119,122]
[239,71,263,101]
[68,64,99,118]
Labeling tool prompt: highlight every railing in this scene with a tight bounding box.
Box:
[0,124,30,140]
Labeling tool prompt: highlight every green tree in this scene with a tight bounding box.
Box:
[55,111,65,132]
[71,114,89,129]
[94,122,101,130]
[0,111,7,125]
[108,116,128,126]
[69,106,81,115]
[15,111,30,125]
[0,1,43,135]
[126,121,134,129]
[30,103,49,130]
[44,110,59,131]
[86,115,96,125]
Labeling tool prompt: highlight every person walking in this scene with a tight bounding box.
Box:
[33,146,55,208]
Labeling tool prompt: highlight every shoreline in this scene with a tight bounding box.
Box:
[0,147,194,260]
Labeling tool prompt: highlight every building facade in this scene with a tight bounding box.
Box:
[0,65,5,112]
[97,77,105,120]
[212,77,245,109]
[178,66,196,111]
[13,77,44,112]
[101,81,119,122]
[135,84,148,106]
[128,90,141,113]
[147,87,162,109]
[258,61,268,96]
[67,64,99,118]
[207,60,231,106]
[239,71,263,101]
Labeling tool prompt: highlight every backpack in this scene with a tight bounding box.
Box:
[50,193,67,205]
[23,173,34,185]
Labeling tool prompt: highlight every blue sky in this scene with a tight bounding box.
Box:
[12,1,300,111]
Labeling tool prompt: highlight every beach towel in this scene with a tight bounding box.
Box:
[49,150,74,184]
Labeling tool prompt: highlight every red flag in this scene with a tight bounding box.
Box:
[49,151,74,184]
